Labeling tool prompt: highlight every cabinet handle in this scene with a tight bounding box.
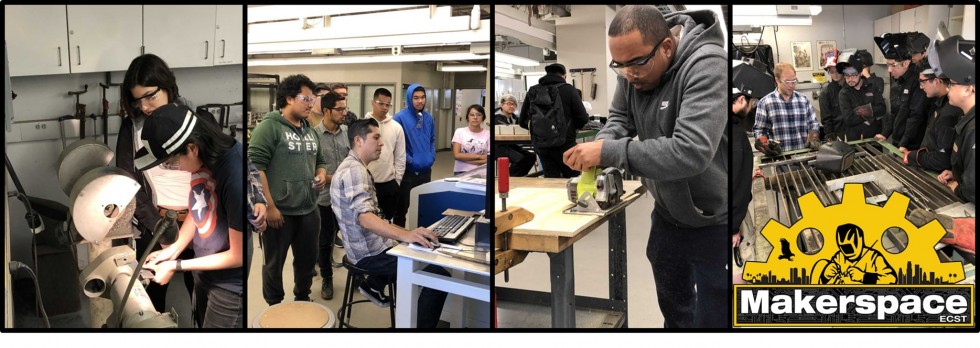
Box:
[58,47,62,66]
[204,41,209,60]
[77,46,81,65]
[221,39,226,58]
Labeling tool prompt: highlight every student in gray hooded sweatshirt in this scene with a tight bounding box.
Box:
[564,6,728,328]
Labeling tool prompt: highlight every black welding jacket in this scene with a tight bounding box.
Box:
[884,67,927,148]
[819,80,844,137]
[951,106,975,204]
[731,111,753,235]
[909,95,961,173]
[838,79,886,141]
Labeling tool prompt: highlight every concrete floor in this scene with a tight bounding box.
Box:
[495,188,665,328]
[247,150,463,328]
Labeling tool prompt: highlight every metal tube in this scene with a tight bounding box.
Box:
[859,145,936,207]
[865,145,957,206]
[863,144,952,207]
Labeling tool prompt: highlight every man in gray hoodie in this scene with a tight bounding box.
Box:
[564,6,728,328]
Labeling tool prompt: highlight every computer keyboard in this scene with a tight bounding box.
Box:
[428,215,475,244]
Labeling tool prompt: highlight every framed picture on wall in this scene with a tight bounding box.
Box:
[816,40,837,66]
[791,41,813,71]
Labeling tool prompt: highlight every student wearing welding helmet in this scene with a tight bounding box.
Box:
[874,32,931,152]
[930,34,975,204]
[837,56,887,142]
[819,51,845,141]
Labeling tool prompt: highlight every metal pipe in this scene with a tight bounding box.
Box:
[863,144,953,207]
[800,164,832,205]
[865,145,958,206]
[859,146,937,207]
[771,165,790,225]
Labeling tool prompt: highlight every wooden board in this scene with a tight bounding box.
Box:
[494,130,598,142]
[257,302,331,328]
[494,177,645,253]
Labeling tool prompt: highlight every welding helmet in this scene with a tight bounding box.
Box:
[823,49,840,70]
[836,223,865,261]
[732,59,776,100]
[929,34,975,85]
[874,32,928,61]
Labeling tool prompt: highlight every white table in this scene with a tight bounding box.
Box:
[388,231,490,328]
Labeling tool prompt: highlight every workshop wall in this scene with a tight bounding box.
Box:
[248,62,464,149]
[753,5,892,120]
[758,5,891,84]
[5,64,243,269]
[555,5,616,119]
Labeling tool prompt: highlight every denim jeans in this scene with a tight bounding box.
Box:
[192,274,243,328]
[356,251,450,328]
[646,209,728,328]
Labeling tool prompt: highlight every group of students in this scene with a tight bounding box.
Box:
[748,31,974,205]
[248,74,483,328]
[116,54,489,328]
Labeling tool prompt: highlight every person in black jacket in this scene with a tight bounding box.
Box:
[116,54,195,313]
[819,53,844,140]
[837,60,886,141]
[519,63,589,178]
[730,90,754,243]
[494,94,535,176]
[931,35,975,204]
[904,64,962,172]
[876,33,928,151]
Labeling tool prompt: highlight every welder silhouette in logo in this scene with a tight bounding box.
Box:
[812,223,897,284]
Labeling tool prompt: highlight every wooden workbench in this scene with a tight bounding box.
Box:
[493,129,599,143]
[495,176,646,328]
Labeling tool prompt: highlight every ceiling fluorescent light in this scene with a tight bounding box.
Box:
[438,63,487,72]
[248,5,419,23]
[249,52,489,66]
[496,52,539,67]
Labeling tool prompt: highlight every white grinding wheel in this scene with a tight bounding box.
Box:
[70,167,140,242]
[58,139,114,197]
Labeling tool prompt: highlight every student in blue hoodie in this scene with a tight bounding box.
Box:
[392,84,435,227]
[564,6,728,328]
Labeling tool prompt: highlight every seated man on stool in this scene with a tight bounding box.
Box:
[331,118,450,328]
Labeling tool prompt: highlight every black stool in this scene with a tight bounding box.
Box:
[337,255,396,328]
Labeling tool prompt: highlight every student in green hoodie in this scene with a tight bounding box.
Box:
[563,6,729,328]
[248,74,328,305]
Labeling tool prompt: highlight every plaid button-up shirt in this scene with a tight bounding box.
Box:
[753,90,820,151]
[330,150,389,264]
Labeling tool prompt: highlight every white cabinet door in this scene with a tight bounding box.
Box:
[873,16,891,64]
[899,9,915,33]
[214,5,243,66]
[913,6,929,35]
[4,5,70,76]
[67,5,142,73]
[143,5,216,68]
[891,13,901,33]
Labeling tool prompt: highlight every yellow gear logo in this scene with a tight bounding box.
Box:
[743,183,965,284]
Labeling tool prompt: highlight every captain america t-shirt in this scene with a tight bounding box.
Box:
[189,140,245,293]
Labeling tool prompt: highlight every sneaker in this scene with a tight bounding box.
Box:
[334,233,344,248]
[321,278,334,300]
[358,283,391,308]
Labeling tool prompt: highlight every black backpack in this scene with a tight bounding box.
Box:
[525,83,569,148]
